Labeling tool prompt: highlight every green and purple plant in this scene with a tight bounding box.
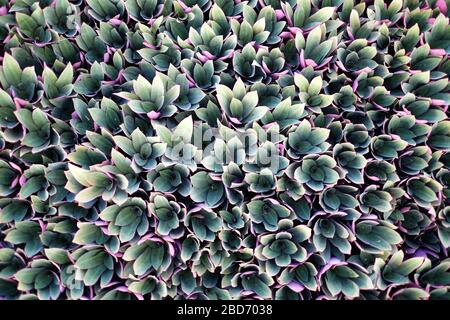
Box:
[0,0,449,300]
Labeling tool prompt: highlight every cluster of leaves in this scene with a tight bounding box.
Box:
[0,0,450,300]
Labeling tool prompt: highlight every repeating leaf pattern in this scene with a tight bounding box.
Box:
[0,0,449,300]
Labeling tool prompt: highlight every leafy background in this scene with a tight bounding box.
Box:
[0,0,449,300]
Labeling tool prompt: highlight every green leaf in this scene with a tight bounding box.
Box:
[75,186,104,203]
[2,54,22,85]
[173,116,193,143]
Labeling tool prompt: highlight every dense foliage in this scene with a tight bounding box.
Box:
[0,0,449,300]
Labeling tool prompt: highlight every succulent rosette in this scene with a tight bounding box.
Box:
[365,160,399,183]
[190,171,225,208]
[371,251,425,291]
[255,219,312,276]
[246,198,293,233]
[343,124,372,154]
[406,175,443,208]
[65,160,131,208]
[216,78,268,127]
[332,143,367,184]
[180,59,221,92]
[230,264,274,299]
[293,72,333,113]
[398,146,434,175]
[337,39,378,73]
[122,237,174,277]
[219,206,249,232]
[113,128,166,172]
[184,22,237,65]
[355,220,403,254]
[359,183,405,215]
[387,115,431,146]
[73,223,119,254]
[0,0,449,301]
[318,259,374,299]
[149,193,186,238]
[387,203,433,236]
[202,136,246,173]
[15,108,60,153]
[72,246,116,287]
[154,116,199,170]
[278,260,319,293]
[286,120,330,158]
[233,44,265,83]
[310,210,360,261]
[14,259,62,300]
[371,135,408,161]
[99,198,150,243]
[318,186,359,213]
[288,154,344,192]
[116,73,180,119]
[4,220,43,257]
[184,206,222,242]
[0,54,43,103]
[147,163,191,196]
